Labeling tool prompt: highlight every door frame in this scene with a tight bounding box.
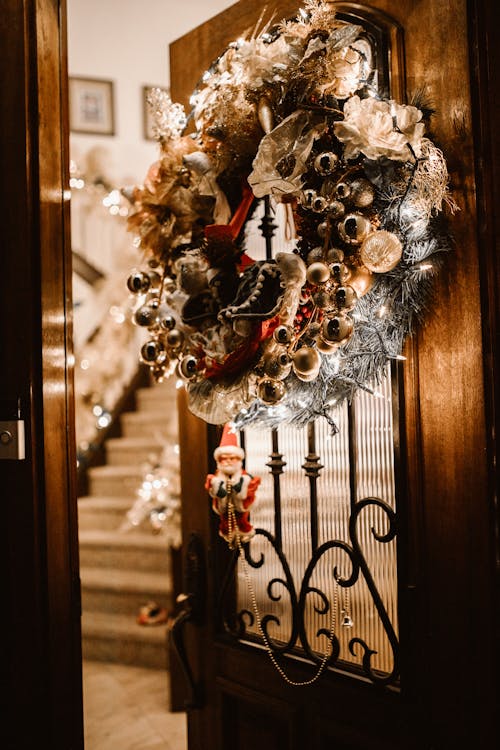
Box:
[1,1,83,748]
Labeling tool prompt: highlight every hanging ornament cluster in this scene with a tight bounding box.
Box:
[125,0,456,433]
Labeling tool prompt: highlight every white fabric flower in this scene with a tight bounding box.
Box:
[319,46,365,99]
[334,95,425,161]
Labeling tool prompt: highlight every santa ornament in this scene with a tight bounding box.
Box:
[205,424,260,546]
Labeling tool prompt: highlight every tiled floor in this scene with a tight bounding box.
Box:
[83,660,188,749]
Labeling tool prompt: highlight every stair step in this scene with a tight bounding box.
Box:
[105,437,167,466]
[87,464,145,497]
[80,565,172,615]
[78,496,133,531]
[135,386,178,411]
[81,610,170,670]
[120,409,178,439]
[79,529,171,573]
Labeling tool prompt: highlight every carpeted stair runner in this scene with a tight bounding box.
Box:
[78,378,179,669]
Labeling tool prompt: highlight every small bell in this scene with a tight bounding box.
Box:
[302,189,316,208]
[263,348,292,380]
[341,611,354,628]
[335,182,351,200]
[334,285,357,311]
[329,262,350,285]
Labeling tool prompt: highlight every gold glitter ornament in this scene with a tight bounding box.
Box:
[307,246,326,264]
[306,261,330,285]
[349,178,375,207]
[360,230,403,272]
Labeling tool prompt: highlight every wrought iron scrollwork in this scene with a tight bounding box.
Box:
[219,494,399,687]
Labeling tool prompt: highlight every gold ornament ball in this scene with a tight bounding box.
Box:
[314,151,339,176]
[258,378,286,404]
[338,213,372,246]
[335,285,357,311]
[292,346,321,379]
[326,247,344,263]
[179,354,198,379]
[273,325,294,344]
[307,246,325,264]
[306,261,330,285]
[263,348,292,380]
[327,200,345,219]
[166,328,184,348]
[321,314,354,343]
[347,265,374,296]
[360,230,403,272]
[316,337,339,353]
[329,261,350,285]
[312,289,334,309]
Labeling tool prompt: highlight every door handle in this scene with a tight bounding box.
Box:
[170,532,205,709]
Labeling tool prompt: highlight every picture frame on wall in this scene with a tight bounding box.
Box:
[69,77,115,136]
[143,85,169,141]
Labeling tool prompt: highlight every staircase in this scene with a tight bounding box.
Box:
[78,377,180,669]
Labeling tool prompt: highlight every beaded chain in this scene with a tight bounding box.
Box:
[226,484,337,686]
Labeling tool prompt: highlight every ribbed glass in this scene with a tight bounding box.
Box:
[237,364,398,676]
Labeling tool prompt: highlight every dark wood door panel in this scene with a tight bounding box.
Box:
[217,678,298,750]
[170,2,498,749]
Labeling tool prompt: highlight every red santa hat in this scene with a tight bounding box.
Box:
[214,423,245,461]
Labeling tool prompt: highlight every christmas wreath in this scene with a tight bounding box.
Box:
[125,0,455,433]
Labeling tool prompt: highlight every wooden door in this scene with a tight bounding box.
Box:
[170,2,498,749]
[0,1,84,748]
